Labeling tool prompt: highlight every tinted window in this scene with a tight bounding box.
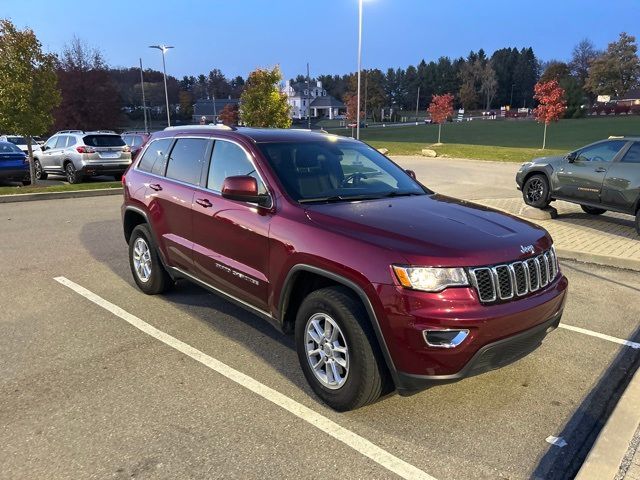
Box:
[621,142,640,164]
[0,142,23,153]
[138,138,172,174]
[577,141,627,163]
[67,137,77,147]
[83,135,126,147]
[122,135,132,146]
[165,138,208,185]
[131,135,144,147]
[258,140,424,201]
[55,136,68,148]
[6,136,26,144]
[207,140,267,194]
[44,137,57,150]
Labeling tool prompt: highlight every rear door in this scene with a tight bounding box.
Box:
[191,138,272,311]
[601,141,640,213]
[144,136,210,272]
[555,140,627,202]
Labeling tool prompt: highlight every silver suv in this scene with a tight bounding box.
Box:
[33,131,132,183]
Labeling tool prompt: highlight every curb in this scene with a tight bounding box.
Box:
[576,364,640,480]
[0,187,123,204]
[555,248,640,273]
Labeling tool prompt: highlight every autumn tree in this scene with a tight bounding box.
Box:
[178,90,193,120]
[0,19,60,184]
[586,32,640,96]
[428,93,454,144]
[218,103,239,126]
[533,80,566,149]
[569,39,600,89]
[239,66,291,128]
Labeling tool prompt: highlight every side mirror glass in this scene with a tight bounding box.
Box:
[406,169,417,180]
[221,175,270,207]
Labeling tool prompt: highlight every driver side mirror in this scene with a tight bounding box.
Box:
[41,145,49,151]
[406,169,417,180]
[221,175,270,207]
[567,151,577,163]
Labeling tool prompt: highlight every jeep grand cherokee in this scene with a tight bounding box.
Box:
[122,126,568,411]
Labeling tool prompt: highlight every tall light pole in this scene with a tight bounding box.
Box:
[139,58,148,133]
[356,0,363,140]
[149,45,174,127]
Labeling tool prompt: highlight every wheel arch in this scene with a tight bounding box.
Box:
[123,206,148,243]
[278,264,399,386]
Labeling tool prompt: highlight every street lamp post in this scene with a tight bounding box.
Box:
[149,45,174,127]
[510,83,515,107]
[356,0,363,140]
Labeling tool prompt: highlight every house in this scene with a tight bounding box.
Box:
[615,88,640,107]
[282,80,345,120]
[192,98,240,124]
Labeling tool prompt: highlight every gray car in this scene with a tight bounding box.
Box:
[516,137,640,234]
[33,131,132,184]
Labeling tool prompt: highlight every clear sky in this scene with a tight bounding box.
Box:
[4,0,639,80]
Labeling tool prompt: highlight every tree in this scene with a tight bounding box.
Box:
[0,19,60,184]
[533,80,566,149]
[218,103,239,126]
[428,93,454,144]
[178,90,193,120]
[570,39,600,88]
[585,32,640,97]
[479,62,498,109]
[540,62,585,118]
[54,37,122,131]
[513,47,539,108]
[239,66,291,128]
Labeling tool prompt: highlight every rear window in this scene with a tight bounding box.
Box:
[622,142,640,164]
[0,142,23,153]
[6,136,27,144]
[83,135,126,147]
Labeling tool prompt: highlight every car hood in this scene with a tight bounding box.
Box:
[529,154,564,166]
[304,194,551,267]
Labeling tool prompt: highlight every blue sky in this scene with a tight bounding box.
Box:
[4,0,639,80]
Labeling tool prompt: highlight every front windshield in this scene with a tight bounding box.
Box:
[258,139,427,202]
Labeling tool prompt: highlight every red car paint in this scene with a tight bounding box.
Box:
[122,126,568,394]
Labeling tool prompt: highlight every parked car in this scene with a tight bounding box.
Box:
[122,125,568,411]
[33,131,131,183]
[121,131,151,160]
[0,141,30,185]
[517,136,640,234]
[0,135,42,155]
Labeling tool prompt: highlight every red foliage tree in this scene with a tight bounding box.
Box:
[427,93,454,143]
[344,93,364,137]
[218,103,239,126]
[533,80,566,149]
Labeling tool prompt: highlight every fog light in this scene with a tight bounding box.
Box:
[423,329,469,348]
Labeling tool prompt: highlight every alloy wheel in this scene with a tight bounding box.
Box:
[305,313,349,390]
[132,237,152,282]
[526,178,544,203]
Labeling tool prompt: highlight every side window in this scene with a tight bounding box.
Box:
[207,140,267,194]
[67,137,77,147]
[137,138,172,174]
[44,137,57,150]
[621,142,640,164]
[122,135,131,146]
[132,135,143,147]
[55,136,68,149]
[577,141,627,163]
[165,138,208,185]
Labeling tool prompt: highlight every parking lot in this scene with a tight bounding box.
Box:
[1,157,639,480]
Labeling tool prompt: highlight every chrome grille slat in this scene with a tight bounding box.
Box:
[469,248,558,304]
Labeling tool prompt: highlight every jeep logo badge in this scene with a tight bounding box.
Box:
[520,244,535,255]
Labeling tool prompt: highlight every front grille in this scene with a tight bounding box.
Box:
[469,247,559,304]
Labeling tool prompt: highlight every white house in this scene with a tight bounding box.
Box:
[283,80,345,120]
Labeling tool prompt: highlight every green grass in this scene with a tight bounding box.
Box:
[327,116,640,161]
[0,181,121,196]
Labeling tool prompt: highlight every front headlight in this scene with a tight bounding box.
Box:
[392,266,469,292]
[520,162,533,169]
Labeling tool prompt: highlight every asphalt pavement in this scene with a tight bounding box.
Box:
[1,184,639,479]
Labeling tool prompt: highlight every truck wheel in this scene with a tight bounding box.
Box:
[128,224,173,295]
[523,174,551,208]
[581,205,607,215]
[295,286,386,411]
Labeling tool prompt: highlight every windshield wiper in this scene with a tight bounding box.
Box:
[299,194,387,204]
[379,191,424,198]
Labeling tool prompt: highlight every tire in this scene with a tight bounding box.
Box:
[65,162,83,184]
[128,224,173,295]
[523,174,551,208]
[113,173,123,182]
[21,179,31,186]
[34,159,47,180]
[581,205,607,215]
[295,286,386,411]
[635,210,640,235]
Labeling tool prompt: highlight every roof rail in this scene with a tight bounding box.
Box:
[290,128,329,134]
[55,130,84,134]
[164,124,235,131]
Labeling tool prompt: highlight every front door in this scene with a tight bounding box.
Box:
[191,139,272,312]
[555,140,627,202]
[40,135,63,171]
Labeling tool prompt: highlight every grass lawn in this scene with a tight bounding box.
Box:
[327,116,640,161]
[0,181,121,196]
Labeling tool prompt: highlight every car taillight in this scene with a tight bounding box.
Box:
[121,174,126,186]
[76,146,96,154]
[123,146,131,153]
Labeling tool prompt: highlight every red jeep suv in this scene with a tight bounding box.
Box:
[122,126,568,411]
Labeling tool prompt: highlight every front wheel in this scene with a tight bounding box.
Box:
[523,174,551,208]
[581,205,607,215]
[295,286,387,411]
[34,159,47,180]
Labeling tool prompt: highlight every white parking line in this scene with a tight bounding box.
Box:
[559,324,640,350]
[53,276,436,480]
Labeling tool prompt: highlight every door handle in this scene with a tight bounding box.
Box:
[195,198,212,208]
[595,167,607,173]
[149,183,162,191]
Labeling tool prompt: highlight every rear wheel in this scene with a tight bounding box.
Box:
[128,224,173,295]
[34,159,47,180]
[523,174,551,208]
[21,179,31,186]
[635,210,640,235]
[581,205,607,215]
[295,286,386,411]
[65,162,83,184]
